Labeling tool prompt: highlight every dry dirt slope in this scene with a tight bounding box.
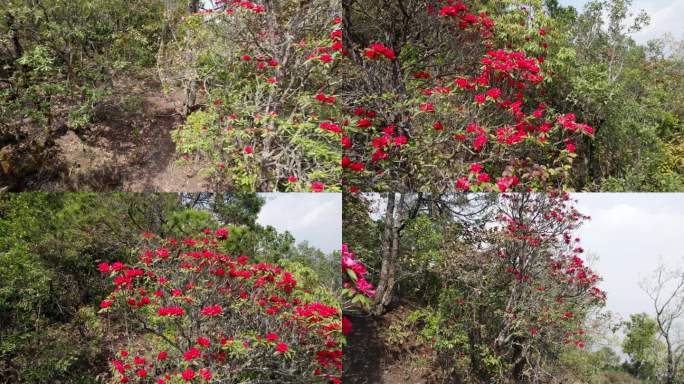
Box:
[5,73,210,192]
[53,75,208,192]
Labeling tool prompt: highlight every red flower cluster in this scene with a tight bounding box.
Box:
[341,244,375,297]
[157,307,185,316]
[200,304,222,316]
[341,0,595,192]
[316,93,337,104]
[100,229,343,384]
[364,43,396,60]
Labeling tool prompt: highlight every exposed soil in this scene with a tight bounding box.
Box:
[5,72,210,192]
[344,303,435,384]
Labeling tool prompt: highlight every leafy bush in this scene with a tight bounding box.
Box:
[165,1,342,191]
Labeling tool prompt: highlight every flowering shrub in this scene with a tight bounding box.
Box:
[341,244,375,308]
[165,1,343,191]
[99,228,342,383]
[341,1,595,192]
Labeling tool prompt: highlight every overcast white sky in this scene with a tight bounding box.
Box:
[560,0,684,44]
[257,193,341,253]
[573,193,684,323]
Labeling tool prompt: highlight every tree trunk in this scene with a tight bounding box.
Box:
[5,12,23,60]
[666,340,674,384]
[372,193,404,315]
[180,1,202,115]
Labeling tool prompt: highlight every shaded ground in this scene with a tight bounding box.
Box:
[344,303,435,384]
[344,305,644,384]
[5,72,210,192]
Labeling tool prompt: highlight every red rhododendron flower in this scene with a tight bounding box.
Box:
[455,177,470,191]
[470,163,484,173]
[454,77,470,88]
[276,342,289,353]
[100,300,113,309]
[266,332,279,342]
[99,263,110,273]
[311,182,325,192]
[486,87,501,99]
[201,305,222,316]
[287,175,298,183]
[215,227,229,239]
[473,135,488,151]
[315,93,336,103]
[419,103,434,112]
[393,136,408,145]
[157,307,185,316]
[350,162,365,172]
[365,43,396,59]
[181,368,195,381]
[183,347,201,361]
[320,121,342,133]
[356,118,373,128]
[199,368,212,381]
[111,262,126,271]
[157,351,168,361]
[136,369,147,378]
[197,337,211,348]
[244,146,254,154]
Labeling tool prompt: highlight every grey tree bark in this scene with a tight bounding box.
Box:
[372,192,405,315]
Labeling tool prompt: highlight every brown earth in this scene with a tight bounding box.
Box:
[3,72,210,192]
[344,303,436,384]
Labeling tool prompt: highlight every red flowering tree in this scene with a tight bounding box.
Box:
[98,228,342,383]
[421,192,606,382]
[163,0,343,192]
[340,1,595,192]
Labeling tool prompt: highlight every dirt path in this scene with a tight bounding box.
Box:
[344,314,385,384]
[46,74,209,192]
[344,305,433,384]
